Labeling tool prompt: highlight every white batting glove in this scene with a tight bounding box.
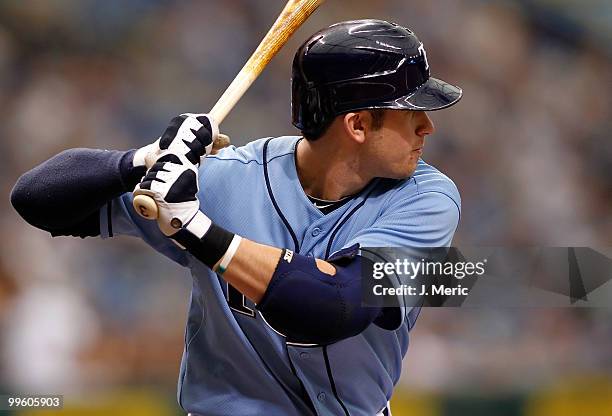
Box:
[133,153,201,236]
[132,113,219,170]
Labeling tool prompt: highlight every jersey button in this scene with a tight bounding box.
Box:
[317,392,326,402]
[311,228,322,237]
[299,352,309,359]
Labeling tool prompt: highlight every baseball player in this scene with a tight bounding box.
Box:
[11,20,462,416]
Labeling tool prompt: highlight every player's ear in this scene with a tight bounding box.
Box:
[342,112,367,144]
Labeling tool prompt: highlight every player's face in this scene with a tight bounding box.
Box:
[365,110,435,179]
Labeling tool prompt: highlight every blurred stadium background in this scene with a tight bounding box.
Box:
[0,0,611,415]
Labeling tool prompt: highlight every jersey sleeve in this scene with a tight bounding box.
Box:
[346,191,461,331]
[99,192,190,267]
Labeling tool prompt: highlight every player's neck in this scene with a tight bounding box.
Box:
[296,136,373,200]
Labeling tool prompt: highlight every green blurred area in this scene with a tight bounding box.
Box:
[394,376,612,416]
[3,375,611,416]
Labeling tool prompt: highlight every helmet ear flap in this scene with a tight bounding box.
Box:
[292,80,334,139]
[304,86,323,126]
[302,85,335,138]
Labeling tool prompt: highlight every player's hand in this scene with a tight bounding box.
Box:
[133,113,219,169]
[133,153,201,236]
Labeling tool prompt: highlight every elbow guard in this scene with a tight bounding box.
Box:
[256,245,383,345]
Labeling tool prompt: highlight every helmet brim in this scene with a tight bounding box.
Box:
[381,77,463,111]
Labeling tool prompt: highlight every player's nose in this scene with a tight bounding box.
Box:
[415,111,435,137]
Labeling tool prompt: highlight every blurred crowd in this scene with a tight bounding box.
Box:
[0,0,610,414]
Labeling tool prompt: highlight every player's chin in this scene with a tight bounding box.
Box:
[386,162,418,180]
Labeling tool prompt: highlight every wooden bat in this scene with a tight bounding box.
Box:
[133,0,325,220]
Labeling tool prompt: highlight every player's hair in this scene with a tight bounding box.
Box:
[370,109,386,130]
[303,109,386,141]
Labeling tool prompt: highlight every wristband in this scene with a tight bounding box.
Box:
[216,235,242,275]
[172,215,234,269]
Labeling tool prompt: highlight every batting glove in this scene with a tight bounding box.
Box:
[133,153,201,236]
[132,113,219,170]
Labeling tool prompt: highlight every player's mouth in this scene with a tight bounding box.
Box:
[412,147,423,156]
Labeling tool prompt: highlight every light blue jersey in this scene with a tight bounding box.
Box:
[100,136,460,416]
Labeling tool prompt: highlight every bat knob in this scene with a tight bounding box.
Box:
[133,195,159,220]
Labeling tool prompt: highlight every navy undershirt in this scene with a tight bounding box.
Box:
[10,148,144,237]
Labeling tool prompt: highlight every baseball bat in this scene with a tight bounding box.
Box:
[133,0,325,220]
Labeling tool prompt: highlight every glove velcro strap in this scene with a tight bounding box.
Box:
[184,211,212,239]
[173,219,234,269]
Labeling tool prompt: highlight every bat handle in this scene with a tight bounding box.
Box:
[133,194,159,220]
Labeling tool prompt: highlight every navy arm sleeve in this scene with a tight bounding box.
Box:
[10,148,145,237]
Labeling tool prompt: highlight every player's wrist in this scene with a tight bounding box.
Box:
[119,149,148,192]
[172,211,236,270]
[216,235,242,275]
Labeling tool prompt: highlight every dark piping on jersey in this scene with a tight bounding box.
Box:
[263,138,300,252]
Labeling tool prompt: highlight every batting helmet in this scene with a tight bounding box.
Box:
[291,19,463,138]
